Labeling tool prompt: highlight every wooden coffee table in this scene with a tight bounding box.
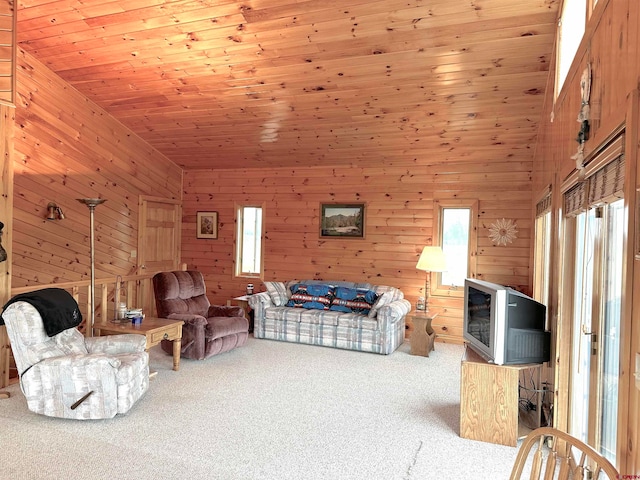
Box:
[96,317,184,371]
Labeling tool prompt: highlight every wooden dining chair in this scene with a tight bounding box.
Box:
[509,427,619,480]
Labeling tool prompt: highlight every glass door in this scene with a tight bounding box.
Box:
[568,200,623,464]
[569,209,595,444]
[598,199,622,460]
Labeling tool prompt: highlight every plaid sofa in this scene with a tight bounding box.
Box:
[248,280,411,354]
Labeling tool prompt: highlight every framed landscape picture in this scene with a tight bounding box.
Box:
[197,211,218,239]
[320,203,365,239]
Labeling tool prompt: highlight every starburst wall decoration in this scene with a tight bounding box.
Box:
[488,218,518,246]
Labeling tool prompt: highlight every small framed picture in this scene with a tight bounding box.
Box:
[197,211,218,239]
[320,203,365,239]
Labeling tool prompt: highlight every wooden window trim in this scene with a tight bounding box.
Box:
[233,202,265,280]
[432,199,478,298]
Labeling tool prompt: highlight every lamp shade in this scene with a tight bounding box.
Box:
[416,246,447,272]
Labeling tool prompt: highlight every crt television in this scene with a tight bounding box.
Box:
[463,278,550,365]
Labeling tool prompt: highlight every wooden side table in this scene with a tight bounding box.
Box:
[409,310,439,357]
[227,295,254,333]
[96,317,184,371]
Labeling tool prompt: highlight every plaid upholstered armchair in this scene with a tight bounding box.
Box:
[1,289,149,420]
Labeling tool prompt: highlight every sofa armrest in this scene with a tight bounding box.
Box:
[376,299,411,330]
[247,291,272,310]
[247,292,272,337]
[86,334,147,354]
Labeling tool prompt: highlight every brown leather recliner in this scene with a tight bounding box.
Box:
[152,271,249,360]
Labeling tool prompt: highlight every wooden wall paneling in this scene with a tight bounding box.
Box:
[11,50,182,290]
[0,104,14,389]
[13,0,559,173]
[0,0,16,107]
[183,157,534,342]
[620,89,639,476]
[530,28,561,432]
[532,0,640,471]
[631,91,640,477]
[16,55,181,196]
[628,0,640,470]
[22,2,553,71]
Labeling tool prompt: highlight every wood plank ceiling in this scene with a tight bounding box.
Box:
[16,0,560,170]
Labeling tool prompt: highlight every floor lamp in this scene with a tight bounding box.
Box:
[77,198,106,336]
[416,246,447,312]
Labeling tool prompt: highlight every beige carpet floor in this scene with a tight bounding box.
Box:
[0,337,520,479]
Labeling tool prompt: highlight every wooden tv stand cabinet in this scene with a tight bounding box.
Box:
[459,346,543,447]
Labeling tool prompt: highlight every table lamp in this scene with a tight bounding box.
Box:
[416,246,447,311]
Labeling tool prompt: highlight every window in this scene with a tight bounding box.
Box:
[434,199,478,296]
[235,204,264,278]
[555,0,587,97]
[533,189,552,318]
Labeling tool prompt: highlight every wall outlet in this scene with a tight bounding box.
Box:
[130,249,137,258]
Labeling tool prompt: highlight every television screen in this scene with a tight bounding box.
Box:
[463,278,549,365]
[466,286,492,348]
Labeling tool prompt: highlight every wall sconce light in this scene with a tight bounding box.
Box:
[46,202,65,221]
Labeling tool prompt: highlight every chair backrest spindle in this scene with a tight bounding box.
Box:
[509,427,618,480]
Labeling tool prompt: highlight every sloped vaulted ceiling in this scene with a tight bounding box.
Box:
[16,0,560,170]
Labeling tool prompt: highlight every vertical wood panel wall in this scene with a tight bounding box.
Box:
[0,0,16,106]
[11,49,182,289]
[182,160,533,341]
[532,0,640,472]
[0,104,14,388]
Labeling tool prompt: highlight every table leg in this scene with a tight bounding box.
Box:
[427,332,436,354]
[172,339,181,371]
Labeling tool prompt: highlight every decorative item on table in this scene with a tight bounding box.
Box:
[111,302,128,324]
[416,296,425,311]
[246,283,254,295]
[126,309,144,325]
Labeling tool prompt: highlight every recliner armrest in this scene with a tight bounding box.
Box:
[165,313,208,327]
[207,305,244,318]
[33,353,124,370]
[86,334,147,354]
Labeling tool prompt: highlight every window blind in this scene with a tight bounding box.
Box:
[536,193,552,218]
[564,182,586,217]
[563,133,625,216]
[587,154,624,206]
